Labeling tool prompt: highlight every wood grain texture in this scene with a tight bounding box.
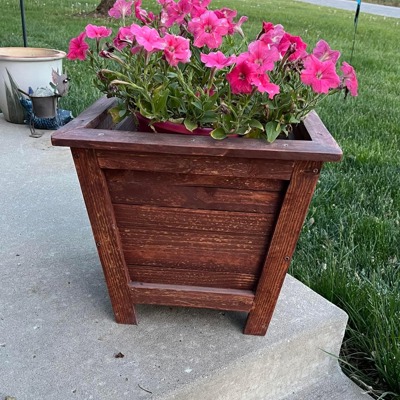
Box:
[128,265,258,290]
[244,160,323,335]
[108,176,283,214]
[99,151,294,180]
[114,204,276,234]
[122,245,267,275]
[71,148,137,324]
[105,169,288,191]
[129,282,254,312]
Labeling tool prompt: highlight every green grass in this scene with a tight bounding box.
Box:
[1,0,399,398]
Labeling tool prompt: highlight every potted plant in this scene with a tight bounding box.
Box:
[52,0,357,335]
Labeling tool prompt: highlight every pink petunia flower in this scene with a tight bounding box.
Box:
[200,51,236,69]
[246,40,280,72]
[162,0,192,27]
[67,32,89,61]
[313,40,340,64]
[226,61,257,94]
[163,34,191,66]
[260,23,285,47]
[113,26,135,50]
[232,16,248,38]
[278,33,307,61]
[214,8,237,34]
[108,0,133,19]
[301,55,340,94]
[188,10,230,49]
[190,0,212,18]
[85,24,112,39]
[132,25,165,52]
[340,62,358,96]
[252,73,280,99]
[134,0,155,24]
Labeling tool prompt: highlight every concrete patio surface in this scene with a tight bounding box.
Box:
[0,116,372,399]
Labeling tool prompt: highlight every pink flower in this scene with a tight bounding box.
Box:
[232,16,248,38]
[260,23,285,46]
[252,73,280,99]
[340,62,358,96]
[214,8,237,34]
[164,34,191,66]
[188,10,229,49]
[108,0,133,19]
[162,0,192,27]
[278,33,307,61]
[67,32,89,61]
[262,22,274,33]
[301,55,340,94]
[85,24,112,39]
[246,40,280,72]
[132,25,165,52]
[200,51,236,69]
[113,26,134,50]
[134,0,155,23]
[226,61,257,94]
[190,0,212,18]
[313,40,340,64]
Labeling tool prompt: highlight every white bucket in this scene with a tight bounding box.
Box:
[0,47,66,123]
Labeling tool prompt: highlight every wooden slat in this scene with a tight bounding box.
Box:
[71,148,136,324]
[114,204,276,235]
[129,282,255,312]
[105,169,287,191]
[122,245,267,275]
[120,229,266,251]
[244,160,323,335]
[99,151,294,180]
[106,174,284,214]
[128,265,258,290]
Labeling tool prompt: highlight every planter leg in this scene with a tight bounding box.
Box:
[71,148,137,325]
[244,161,322,335]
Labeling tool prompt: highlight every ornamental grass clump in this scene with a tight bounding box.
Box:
[67,0,358,142]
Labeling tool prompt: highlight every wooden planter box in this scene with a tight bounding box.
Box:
[52,97,342,336]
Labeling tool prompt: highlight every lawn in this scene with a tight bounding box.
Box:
[1,0,399,398]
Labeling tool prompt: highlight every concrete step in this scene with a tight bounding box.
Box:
[162,275,371,400]
[282,367,371,400]
[0,122,372,400]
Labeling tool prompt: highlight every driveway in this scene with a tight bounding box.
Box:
[296,0,400,18]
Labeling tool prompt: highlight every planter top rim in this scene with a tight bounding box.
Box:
[52,97,342,162]
[0,47,66,61]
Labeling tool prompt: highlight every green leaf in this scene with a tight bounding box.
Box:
[153,87,169,116]
[211,127,227,140]
[137,98,155,119]
[248,119,264,131]
[169,118,184,124]
[184,118,198,132]
[200,110,218,124]
[108,105,126,124]
[289,115,301,124]
[191,100,203,111]
[236,125,252,136]
[265,121,281,143]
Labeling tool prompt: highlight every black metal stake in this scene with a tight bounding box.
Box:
[20,0,28,47]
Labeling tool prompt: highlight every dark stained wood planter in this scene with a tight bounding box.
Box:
[52,97,342,336]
